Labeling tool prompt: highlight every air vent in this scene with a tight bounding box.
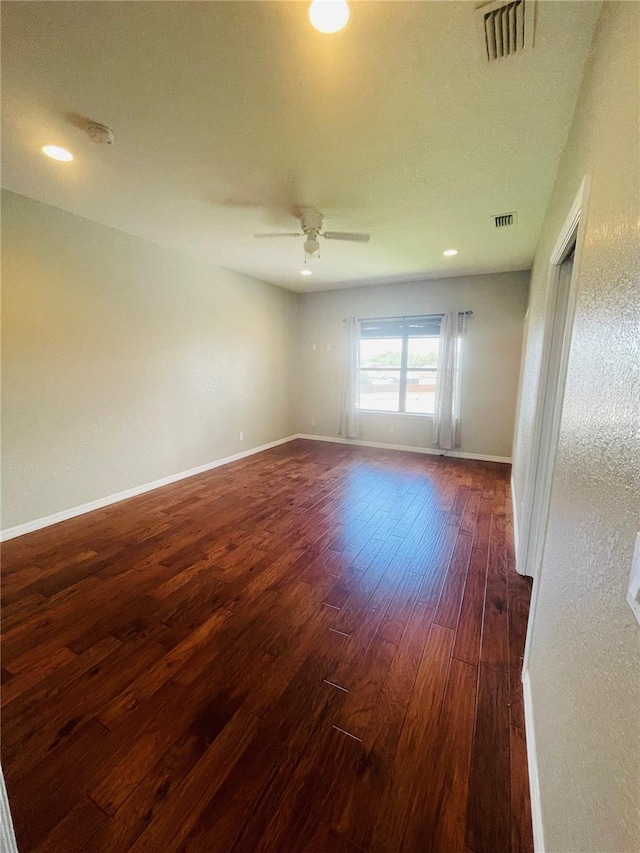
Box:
[494,212,517,228]
[476,0,535,62]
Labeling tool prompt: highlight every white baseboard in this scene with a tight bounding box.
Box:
[523,669,545,852]
[295,433,511,464]
[511,472,520,559]
[0,434,298,542]
[1,433,511,542]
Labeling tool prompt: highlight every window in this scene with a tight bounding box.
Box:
[358,316,441,415]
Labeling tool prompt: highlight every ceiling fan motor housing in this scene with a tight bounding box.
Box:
[300,207,324,234]
[252,206,369,257]
[299,209,324,256]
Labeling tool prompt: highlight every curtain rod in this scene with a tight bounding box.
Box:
[342,311,473,322]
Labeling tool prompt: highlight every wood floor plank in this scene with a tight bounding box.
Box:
[370,623,454,853]
[480,579,509,669]
[510,723,535,853]
[0,440,532,853]
[6,718,113,851]
[127,708,260,853]
[31,795,108,853]
[414,521,459,606]
[250,724,365,853]
[488,513,508,582]
[173,722,285,853]
[223,686,348,852]
[452,546,489,666]
[460,489,481,536]
[332,602,435,852]
[87,733,207,852]
[302,823,364,853]
[375,563,420,645]
[362,601,434,756]
[466,663,511,853]
[472,496,492,553]
[402,657,478,853]
[4,638,166,780]
[334,633,398,740]
[433,531,473,629]
[1,643,77,706]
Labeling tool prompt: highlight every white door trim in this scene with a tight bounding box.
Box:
[521,176,590,673]
[0,766,18,853]
[523,671,545,852]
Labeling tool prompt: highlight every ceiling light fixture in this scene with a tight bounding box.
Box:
[41,145,74,162]
[443,249,458,257]
[303,235,320,256]
[309,0,350,34]
[300,269,313,276]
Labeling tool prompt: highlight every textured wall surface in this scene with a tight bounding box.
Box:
[512,3,640,850]
[297,272,529,459]
[1,191,297,529]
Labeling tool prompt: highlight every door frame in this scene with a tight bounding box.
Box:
[521,176,590,672]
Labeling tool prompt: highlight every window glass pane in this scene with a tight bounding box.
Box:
[406,337,439,414]
[359,369,400,411]
[405,370,437,414]
[360,338,402,369]
[406,336,439,368]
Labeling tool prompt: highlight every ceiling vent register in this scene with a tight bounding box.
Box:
[493,212,517,228]
[476,0,535,62]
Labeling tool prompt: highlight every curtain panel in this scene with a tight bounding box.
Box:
[338,317,361,439]
[433,311,467,450]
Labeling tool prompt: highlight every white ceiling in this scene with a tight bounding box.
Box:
[1,1,601,292]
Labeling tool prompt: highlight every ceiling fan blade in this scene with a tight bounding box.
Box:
[253,232,301,239]
[323,231,370,243]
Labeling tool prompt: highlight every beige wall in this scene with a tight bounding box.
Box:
[297,272,529,459]
[512,2,640,850]
[1,190,297,530]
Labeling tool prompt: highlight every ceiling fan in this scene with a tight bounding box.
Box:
[254,207,370,257]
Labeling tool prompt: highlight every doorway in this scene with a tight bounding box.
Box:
[519,177,590,670]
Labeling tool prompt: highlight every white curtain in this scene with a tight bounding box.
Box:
[433,311,467,450]
[339,317,361,439]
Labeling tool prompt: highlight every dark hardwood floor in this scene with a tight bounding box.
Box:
[1,439,533,852]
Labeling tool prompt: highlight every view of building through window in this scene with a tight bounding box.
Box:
[359,335,440,414]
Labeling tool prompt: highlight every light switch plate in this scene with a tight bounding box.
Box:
[626,532,640,625]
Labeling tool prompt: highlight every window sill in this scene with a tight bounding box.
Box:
[358,409,434,419]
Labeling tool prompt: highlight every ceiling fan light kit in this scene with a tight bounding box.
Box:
[304,236,320,257]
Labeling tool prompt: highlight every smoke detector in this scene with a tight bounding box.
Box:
[86,122,115,145]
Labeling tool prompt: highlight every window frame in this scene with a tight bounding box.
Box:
[358,319,440,418]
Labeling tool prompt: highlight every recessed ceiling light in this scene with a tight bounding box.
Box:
[443,249,458,257]
[309,0,350,34]
[300,269,313,276]
[41,145,74,162]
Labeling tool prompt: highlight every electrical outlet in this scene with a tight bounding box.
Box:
[239,431,244,441]
[327,343,332,351]
[388,426,395,434]
[311,419,316,426]
[312,343,317,351]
